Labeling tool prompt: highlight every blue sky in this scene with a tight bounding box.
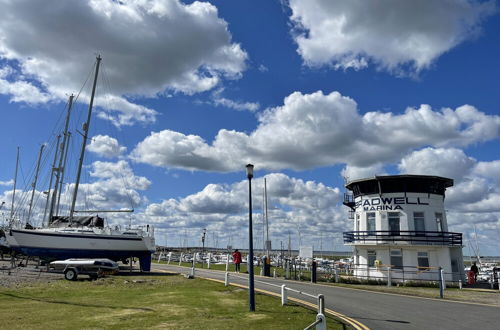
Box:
[1,0,499,255]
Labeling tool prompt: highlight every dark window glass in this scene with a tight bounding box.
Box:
[367,213,376,234]
[367,250,376,267]
[388,212,400,235]
[390,250,403,270]
[414,212,425,236]
[417,252,429,269]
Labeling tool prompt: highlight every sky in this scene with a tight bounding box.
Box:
[0,0,499,255]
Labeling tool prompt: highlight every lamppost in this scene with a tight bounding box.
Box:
[246,164,255,312]
[201,228,206,268]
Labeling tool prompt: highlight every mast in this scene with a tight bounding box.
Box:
[49,94,74,219]
[27,144,45,223]
[262,184,265,253]
[9,147,20,221]
[43,135,61,226]
[320,232,323,259]
[288,231,291,258]
[70,55,102,219]
[56,131,71,215]
[473,225,481,265]
[264,177,269,258]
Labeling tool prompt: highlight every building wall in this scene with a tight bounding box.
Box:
[355,192,448,233]
[354,245,460,282]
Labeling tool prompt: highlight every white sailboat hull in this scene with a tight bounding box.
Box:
[6,228,155,271]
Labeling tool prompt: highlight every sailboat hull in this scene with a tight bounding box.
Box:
[7,229,155,271]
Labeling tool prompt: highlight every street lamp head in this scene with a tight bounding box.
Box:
[246,164,254,179]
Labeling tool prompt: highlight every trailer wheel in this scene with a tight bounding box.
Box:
[64,268,78,281]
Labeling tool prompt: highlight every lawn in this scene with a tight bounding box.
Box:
[0,273,347,329]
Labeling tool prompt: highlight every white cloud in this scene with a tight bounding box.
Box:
[143,173,345,246]
[89,160,150,190]
[341,164,386,181]
[0,179,13,186]
[0,0,247,125]
[474,160,500,182]
[446,177,490,206]
[94,94,157,127]
[211,88,259,112]
[287,0,496,74]
[88,135,126,158]
[258,64,269,72]
[396,147,500,216]
[1,160,151,227]
[0,78,53,105]
[398,147,476,182]
[131,90,500,172]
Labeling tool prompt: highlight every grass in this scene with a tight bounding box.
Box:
[0,274,347,329]
[156,261,305,279]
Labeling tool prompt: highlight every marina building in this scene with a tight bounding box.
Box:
[343,175,464,283]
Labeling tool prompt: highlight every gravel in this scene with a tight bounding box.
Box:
[0,257,62,288]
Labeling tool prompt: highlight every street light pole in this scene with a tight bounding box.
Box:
[202,228,206,268]
[246,164,255,312]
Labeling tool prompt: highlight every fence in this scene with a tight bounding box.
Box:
[155,252,473,288]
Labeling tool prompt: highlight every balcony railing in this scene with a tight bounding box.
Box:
[343,193,355,211]
[343,231,462,246]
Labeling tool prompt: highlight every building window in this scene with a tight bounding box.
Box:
[435,213,443,232]
[451,259,459,273]
[414,212,425,236]
[388,212,400,235]
[367,212,376,234]
[390,250,403,270]
[367,250,376,267]
[417,252,429,270]
[356,213,360,231]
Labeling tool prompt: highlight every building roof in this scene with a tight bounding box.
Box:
[345,174,453,197]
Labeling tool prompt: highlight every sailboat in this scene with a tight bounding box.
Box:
[5,56,155,271]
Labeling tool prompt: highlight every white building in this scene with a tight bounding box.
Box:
[343,175,464,283]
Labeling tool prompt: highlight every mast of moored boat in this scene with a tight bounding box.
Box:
[9,146,19,223]
[27,144,45,224]
[69,55,102,220]
[56,131,71,215]
[43,135,61,226]
[264,177,269,259]
[49,94,74,220]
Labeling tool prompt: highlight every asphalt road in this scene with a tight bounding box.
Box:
[153,263,499,330]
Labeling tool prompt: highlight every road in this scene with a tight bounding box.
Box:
[152,263,499,330]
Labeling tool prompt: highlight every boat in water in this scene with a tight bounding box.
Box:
[5,56,155,271]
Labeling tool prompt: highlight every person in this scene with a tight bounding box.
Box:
[471,262,479,281]
[232,249,242,273]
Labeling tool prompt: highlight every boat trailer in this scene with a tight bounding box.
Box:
[50,259,119,281]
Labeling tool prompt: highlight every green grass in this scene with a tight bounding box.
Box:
[0,274,347,329]
[156,261,309,279]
